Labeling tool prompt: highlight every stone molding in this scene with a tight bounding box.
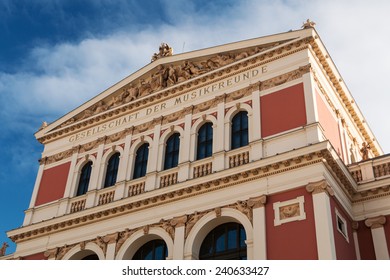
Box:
[365,216,386,229]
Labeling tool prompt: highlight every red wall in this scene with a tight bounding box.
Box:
[315,92,343,157]
[35,162,71,206]
[357,221,376,260]
[265,187,318,259]
[260,83,307,138]
[329,197,357,259]
[22,252,47,260]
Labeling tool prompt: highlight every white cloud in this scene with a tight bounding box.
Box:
[1,0,389,151]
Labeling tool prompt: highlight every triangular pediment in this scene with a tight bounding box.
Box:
[36,28,315,142]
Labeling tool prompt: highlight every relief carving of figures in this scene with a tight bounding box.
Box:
[150,65,168,91]
[160,219,175,240]
[167,64,178,86]
[138,78,152,97]
[94,236,108,255]
[116,229,134,254]
[185,211,203,238]
[57,244,73,260]
[233,200,252,222]
[123,84,139,102]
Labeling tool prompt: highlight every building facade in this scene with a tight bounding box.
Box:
[5,23,390,260]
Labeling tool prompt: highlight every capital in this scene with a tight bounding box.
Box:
[365,216,386,229]
[247,195,267,208]
[170,215,188,227]
[306,179,334,196]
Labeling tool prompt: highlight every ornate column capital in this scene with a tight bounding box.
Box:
[247,195,267,209]
[365,216,386,229]
[170,215,188,228]
[44,247,58,259]
[306,179,334,196]
[103,232,119,244]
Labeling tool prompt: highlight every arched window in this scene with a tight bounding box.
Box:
[164,133,180,170]
[133,143,149,179]
[197,122,213,160]
[199,222,247,260]
[132,239,168,260]
[76,161,92,196]
[231,111,248,150]
[104,152,120,188]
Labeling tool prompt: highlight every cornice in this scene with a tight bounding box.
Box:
[308,40,379,157]
[37,38,312,144]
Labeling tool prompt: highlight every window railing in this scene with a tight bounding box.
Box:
[159,170,178,188]
[97,188,115,206]
[192,160,213,179]
[228,149,250,168]
[70,198,86,213]
[128,180,146,197]
[348,154,390,183]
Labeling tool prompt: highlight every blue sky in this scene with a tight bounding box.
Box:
[1,0,390,255]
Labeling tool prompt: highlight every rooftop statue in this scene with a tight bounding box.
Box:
[151,43,173,62]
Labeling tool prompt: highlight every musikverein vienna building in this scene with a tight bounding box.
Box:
[4,21,390,260]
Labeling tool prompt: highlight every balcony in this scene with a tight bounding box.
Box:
[348,153,390,184]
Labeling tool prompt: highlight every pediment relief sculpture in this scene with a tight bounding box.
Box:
[58,41,287,128]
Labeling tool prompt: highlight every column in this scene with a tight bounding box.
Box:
[248,195,267,260]
[171,215,188,260]
[352,221,361,260]
[306,180,336,259]
[365,216,389,260]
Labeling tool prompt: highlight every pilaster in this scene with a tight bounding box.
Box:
[248,195,267,260]
[306,179,336,259]
[171,215,188,260]
[365,216,389,260]
[352,221,361,260]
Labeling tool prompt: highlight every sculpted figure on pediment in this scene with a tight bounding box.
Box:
[93,100,108,114]
[234,51,249,60]
[123,83,139,102]
[183,60,206,77]
[167,64,178,86]
[138,78,152,97]
[176,64,192,82]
